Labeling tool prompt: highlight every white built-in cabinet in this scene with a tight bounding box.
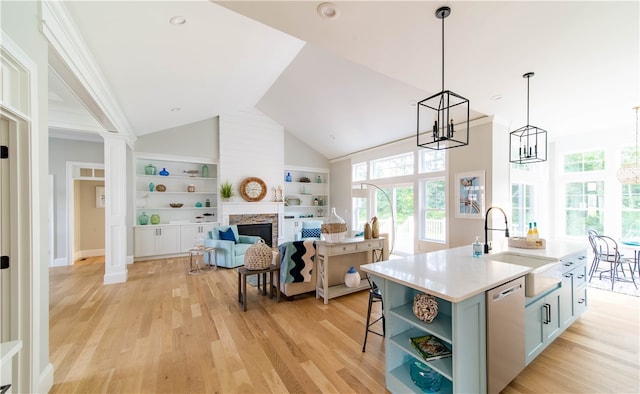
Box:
[134,155,219,258]
[281,167,329,243]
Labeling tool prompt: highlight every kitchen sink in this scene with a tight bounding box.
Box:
[488,252,561,297]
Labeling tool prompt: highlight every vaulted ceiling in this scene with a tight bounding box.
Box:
[49,1,639,160]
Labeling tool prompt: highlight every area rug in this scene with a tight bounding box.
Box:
[588,275,639,297]
[246,273,270,287]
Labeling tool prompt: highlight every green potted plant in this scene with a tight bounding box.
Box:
[220,181,233,201]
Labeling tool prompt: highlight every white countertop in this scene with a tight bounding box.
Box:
[360,239,586,303]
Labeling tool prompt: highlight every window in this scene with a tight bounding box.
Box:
[621,183,640,239]
[352,192,368,235]
[371,152,413,179]
[511,183,534,235]
[564,151,605,172]
[352,161,367,182]
[565,181,604,235]
[421,178,446,242]
[419,150,445,173]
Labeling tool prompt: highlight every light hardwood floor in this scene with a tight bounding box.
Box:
[50,256,639,393]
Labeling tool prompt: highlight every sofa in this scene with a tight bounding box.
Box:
[204,225,260,268]
[278,239,317,298]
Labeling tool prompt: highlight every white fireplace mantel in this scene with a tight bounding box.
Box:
[219,201,285,232]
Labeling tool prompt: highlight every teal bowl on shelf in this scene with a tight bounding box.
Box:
[409,361,442,393]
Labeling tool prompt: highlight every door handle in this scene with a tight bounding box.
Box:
[543,303,551,324]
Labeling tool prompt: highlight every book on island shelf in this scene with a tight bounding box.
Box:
[410,334,452,361]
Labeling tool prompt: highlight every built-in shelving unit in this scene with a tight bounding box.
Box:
[134,155,219,258]
[135,156,218,225]
[373,275,486,393]
[281,166,329,243]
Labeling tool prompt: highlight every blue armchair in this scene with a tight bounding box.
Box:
[204,225,260,268]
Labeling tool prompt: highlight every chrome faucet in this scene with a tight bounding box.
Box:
[484,206,510,253]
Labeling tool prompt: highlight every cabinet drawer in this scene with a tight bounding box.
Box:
[573,264,587,288]
[574,287,588,316]
[325,243,357,255]
[357,240,383,251]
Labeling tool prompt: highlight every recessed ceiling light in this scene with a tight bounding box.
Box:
[409,100,417,107]
[317,2,339,19]
[491,95,503,101]
[170,107,181,112]
[169,16,186,25]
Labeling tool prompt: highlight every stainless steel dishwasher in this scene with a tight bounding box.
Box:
[486,276,525,393]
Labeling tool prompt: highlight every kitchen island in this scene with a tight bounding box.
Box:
[360,240,586,394]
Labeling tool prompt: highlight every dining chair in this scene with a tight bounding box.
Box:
[587,229,599,277]
[590,235,638,290]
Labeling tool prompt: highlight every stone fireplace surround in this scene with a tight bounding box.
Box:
[220,202,284,247]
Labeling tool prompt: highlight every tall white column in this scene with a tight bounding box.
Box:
[101,133,128,284]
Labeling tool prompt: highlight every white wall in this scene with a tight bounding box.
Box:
[219,109,284,198]
[284,130,329,168]
[135,117,219,161]
[49,138,104,260]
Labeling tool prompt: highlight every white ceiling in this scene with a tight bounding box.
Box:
[49,1,639,160]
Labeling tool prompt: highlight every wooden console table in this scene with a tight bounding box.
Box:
[315,237,385,304]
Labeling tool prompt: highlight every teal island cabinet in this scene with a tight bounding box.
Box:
[361,240,586,394]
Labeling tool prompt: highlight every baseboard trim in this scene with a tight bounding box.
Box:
[77,249,105,259]
[52,257,69,267]
[103,270,127,285]
[39,362,54,393]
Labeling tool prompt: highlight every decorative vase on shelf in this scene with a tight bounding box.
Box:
[201,164,209,178]
[321,207,347,243]
[150,214,160,225]
[144,164,156,175]
[159,168,169,176]
[364,223,372,239]
[409,361,442,393]
[344,266,361,288]
[148,182,154,192]
[187,184,195,193]
[285,172,292,182]
[138,211,149,225]
[371,216,380,239]
[316,175,322,183]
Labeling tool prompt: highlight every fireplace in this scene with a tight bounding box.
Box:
[237,223,273,247]
[229,213,279,247]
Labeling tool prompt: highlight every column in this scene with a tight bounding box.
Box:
[101,133,128,284]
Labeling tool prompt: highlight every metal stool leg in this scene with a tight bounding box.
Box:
[362,291,374,352]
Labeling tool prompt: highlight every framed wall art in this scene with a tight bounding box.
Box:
[96,186,105,208]
[455,171,484,219]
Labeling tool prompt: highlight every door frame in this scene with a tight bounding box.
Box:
[65,161,104,265]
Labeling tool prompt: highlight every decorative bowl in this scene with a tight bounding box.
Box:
[169,203,183,208]
[286,198,300,206]
[299,176,311,183]
[155,184,166,192]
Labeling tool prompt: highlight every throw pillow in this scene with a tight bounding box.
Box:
[219,227,237,243]
[301,228,321,238]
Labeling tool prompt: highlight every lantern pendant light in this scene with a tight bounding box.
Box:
[509,72,548,164]
[617,106,640,184]
[416,6,470,150]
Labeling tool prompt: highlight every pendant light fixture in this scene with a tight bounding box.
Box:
[617,106,640,184]
[509,72,548,164]
[416,6,470,150]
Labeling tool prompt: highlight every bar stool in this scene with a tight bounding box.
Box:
[362,278,384,352]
